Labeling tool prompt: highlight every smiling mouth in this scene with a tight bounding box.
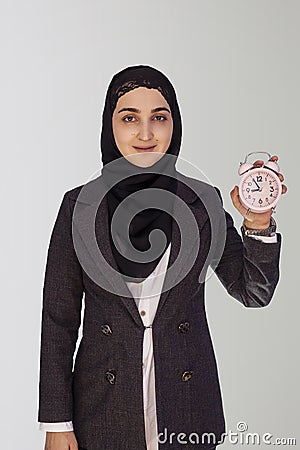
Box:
[133,145,157,152]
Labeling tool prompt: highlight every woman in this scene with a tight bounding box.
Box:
[38,65,286,450]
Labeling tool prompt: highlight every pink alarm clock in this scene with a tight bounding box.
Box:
[238,151,282,213]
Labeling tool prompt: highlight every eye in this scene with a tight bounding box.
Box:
[122,115,136,122]
[153,115,167,121]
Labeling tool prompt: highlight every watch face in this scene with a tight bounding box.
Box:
[239,167,282,212]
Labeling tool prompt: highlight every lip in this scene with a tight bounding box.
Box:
[133,145,157,152]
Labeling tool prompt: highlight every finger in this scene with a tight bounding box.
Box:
[253,159,264,166]
[278,173,284,182]
[230,186,246,215]
[282,184,287,194]
[230,185,239,199]
[230,186,263,221]
[270,155,278,161]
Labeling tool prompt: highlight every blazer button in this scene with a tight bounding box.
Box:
[181,370,193,382]
[101,324,112,335]
[105,370,116,385]
[178,321,190,333]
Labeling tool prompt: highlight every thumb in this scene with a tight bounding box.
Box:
[230,185,239,202]
[230,185,245,214]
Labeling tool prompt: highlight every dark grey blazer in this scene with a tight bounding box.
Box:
[38,174,281,450]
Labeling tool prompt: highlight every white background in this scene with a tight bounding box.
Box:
[1,1,299,448]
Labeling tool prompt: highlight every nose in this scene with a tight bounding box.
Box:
[137,120,154,141]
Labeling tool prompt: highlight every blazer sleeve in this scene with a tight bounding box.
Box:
[38,191,84,422]
[213,188,282,308]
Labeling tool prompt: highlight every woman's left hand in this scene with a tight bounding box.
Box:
[230,155,288,229]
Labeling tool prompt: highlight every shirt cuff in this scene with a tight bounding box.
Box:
[247,233,278,243]
[38,421,74,432]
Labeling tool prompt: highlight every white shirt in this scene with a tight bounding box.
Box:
[39,234,277,449]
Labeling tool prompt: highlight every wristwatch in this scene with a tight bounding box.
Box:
[242,216,277,237]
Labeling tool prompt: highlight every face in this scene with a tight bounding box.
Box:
[112,86,173,167]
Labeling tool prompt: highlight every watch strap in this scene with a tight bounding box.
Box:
[242,216,277,237]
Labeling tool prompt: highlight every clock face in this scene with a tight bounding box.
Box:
[239,167,282,212]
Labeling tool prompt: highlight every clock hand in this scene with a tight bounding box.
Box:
[252,178,260,189]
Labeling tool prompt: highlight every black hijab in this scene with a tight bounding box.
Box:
[100,65,182,282]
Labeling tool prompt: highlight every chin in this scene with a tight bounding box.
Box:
[125,151,164,168]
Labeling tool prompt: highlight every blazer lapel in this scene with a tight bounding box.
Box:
[151,177,208,321]
[96,194,144,327]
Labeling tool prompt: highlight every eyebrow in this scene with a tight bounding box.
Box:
[117,107,171,114]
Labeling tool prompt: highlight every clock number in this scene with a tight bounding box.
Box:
[248,182,252,186]
[257,175,262,182]
[258,198,263,204]
[246,187,250,193]
[270,186,274,192]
